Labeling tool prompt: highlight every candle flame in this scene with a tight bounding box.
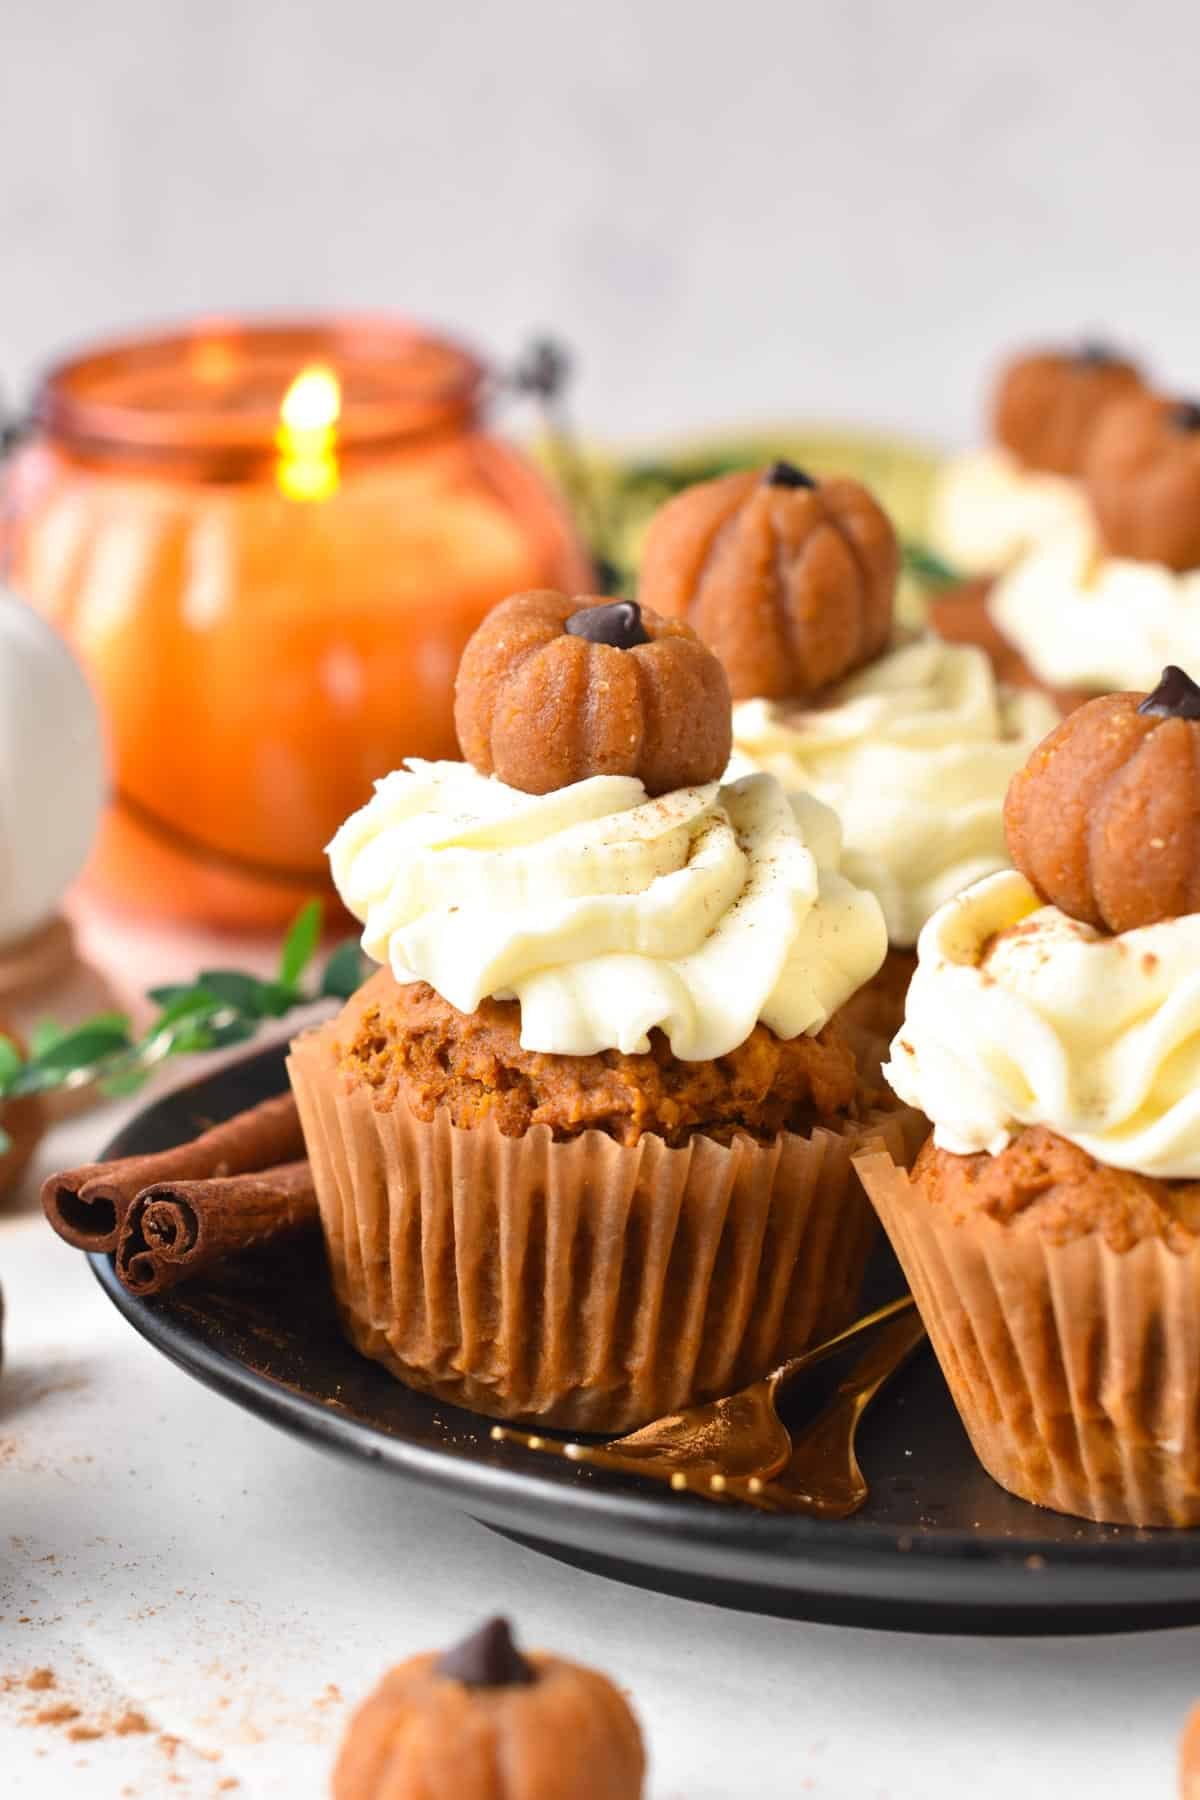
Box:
[280,364,341,434]
[277,364,341,502]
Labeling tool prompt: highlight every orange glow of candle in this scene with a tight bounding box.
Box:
[188,336,239,386]
[9,316,593,926]
[276,363,341,501]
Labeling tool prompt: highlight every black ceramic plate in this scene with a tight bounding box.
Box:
[90,1047,1200,1635]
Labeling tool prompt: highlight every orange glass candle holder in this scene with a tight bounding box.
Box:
[3,316,592,927]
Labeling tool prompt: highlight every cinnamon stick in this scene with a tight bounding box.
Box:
[41,1093,305,1253]
[115,1160,318,1297]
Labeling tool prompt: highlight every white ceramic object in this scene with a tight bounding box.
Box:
[0,586,106,945]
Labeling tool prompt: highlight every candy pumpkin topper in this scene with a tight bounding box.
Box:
[1004,667,1200,933]
[332,1615,645,1800]
[637,461,898,702]
[990,341,1144,477]
[454,590,732,796]
[1085,390,1200,572]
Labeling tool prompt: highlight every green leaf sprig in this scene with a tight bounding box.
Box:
[900,541,963,591]
[0,900,366,1155]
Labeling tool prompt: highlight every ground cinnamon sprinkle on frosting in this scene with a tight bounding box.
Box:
[329,758,887,1065]
[336,973,864,1148]
[885,866,1200,1178]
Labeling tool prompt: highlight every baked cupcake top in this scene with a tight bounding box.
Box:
[884,676,1200,1177]
[987,389,1200,694]
[331,592,887,1063]
[637,463,1058,947]
[928,340,1143,577]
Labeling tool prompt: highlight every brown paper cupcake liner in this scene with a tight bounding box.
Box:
[289,1025,920,1433]
[856,1146,1200,1528]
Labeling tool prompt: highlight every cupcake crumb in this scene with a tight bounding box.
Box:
[336,977,861,1148]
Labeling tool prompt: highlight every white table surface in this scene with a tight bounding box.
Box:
[3,1002,1198,1798]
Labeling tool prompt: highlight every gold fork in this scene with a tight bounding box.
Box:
[492,1293,919,1503]
[700,1301,928,1516]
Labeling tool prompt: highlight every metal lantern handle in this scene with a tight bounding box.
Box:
[506,337,617,594]
[0,347,621,594]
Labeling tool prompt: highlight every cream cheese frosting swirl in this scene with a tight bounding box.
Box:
[730,637,1059,948]
[989,522,1200,694]
[884,869,1200,1178]
[929,446,1090,576]
[329,760,887,1061]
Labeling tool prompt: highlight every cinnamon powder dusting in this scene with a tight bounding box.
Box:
[33,1701,81,1725]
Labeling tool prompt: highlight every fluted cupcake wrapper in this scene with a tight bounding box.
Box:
[289,1023,919,1433]
[855,1147,1200,1528]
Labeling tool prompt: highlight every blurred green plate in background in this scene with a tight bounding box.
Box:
[536,424,949,624]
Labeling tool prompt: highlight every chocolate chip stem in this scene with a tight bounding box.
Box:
[564,599,650,649]
[1138,665,1200,721]
[764,460,817,490]
[436,1617,536,1688]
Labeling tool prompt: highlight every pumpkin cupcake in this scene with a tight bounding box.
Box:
[639,462,1059,1050]
[928,339,1144,579]
[856,670,1200,1526]
[288,591,917,1432]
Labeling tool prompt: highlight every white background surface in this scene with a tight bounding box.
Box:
[1,1009,1197,1798]
[4,1,1200,447]
[6,6,1200,1792]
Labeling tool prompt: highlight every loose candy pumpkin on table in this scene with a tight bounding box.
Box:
[453,591,731,796]
[1085,391,1200,572]
[1003,668,1200,933]
[1182,1702,1200,1800]
[332,1616,645,1800]
[636,461,897,701]
[990,342,1144,476]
